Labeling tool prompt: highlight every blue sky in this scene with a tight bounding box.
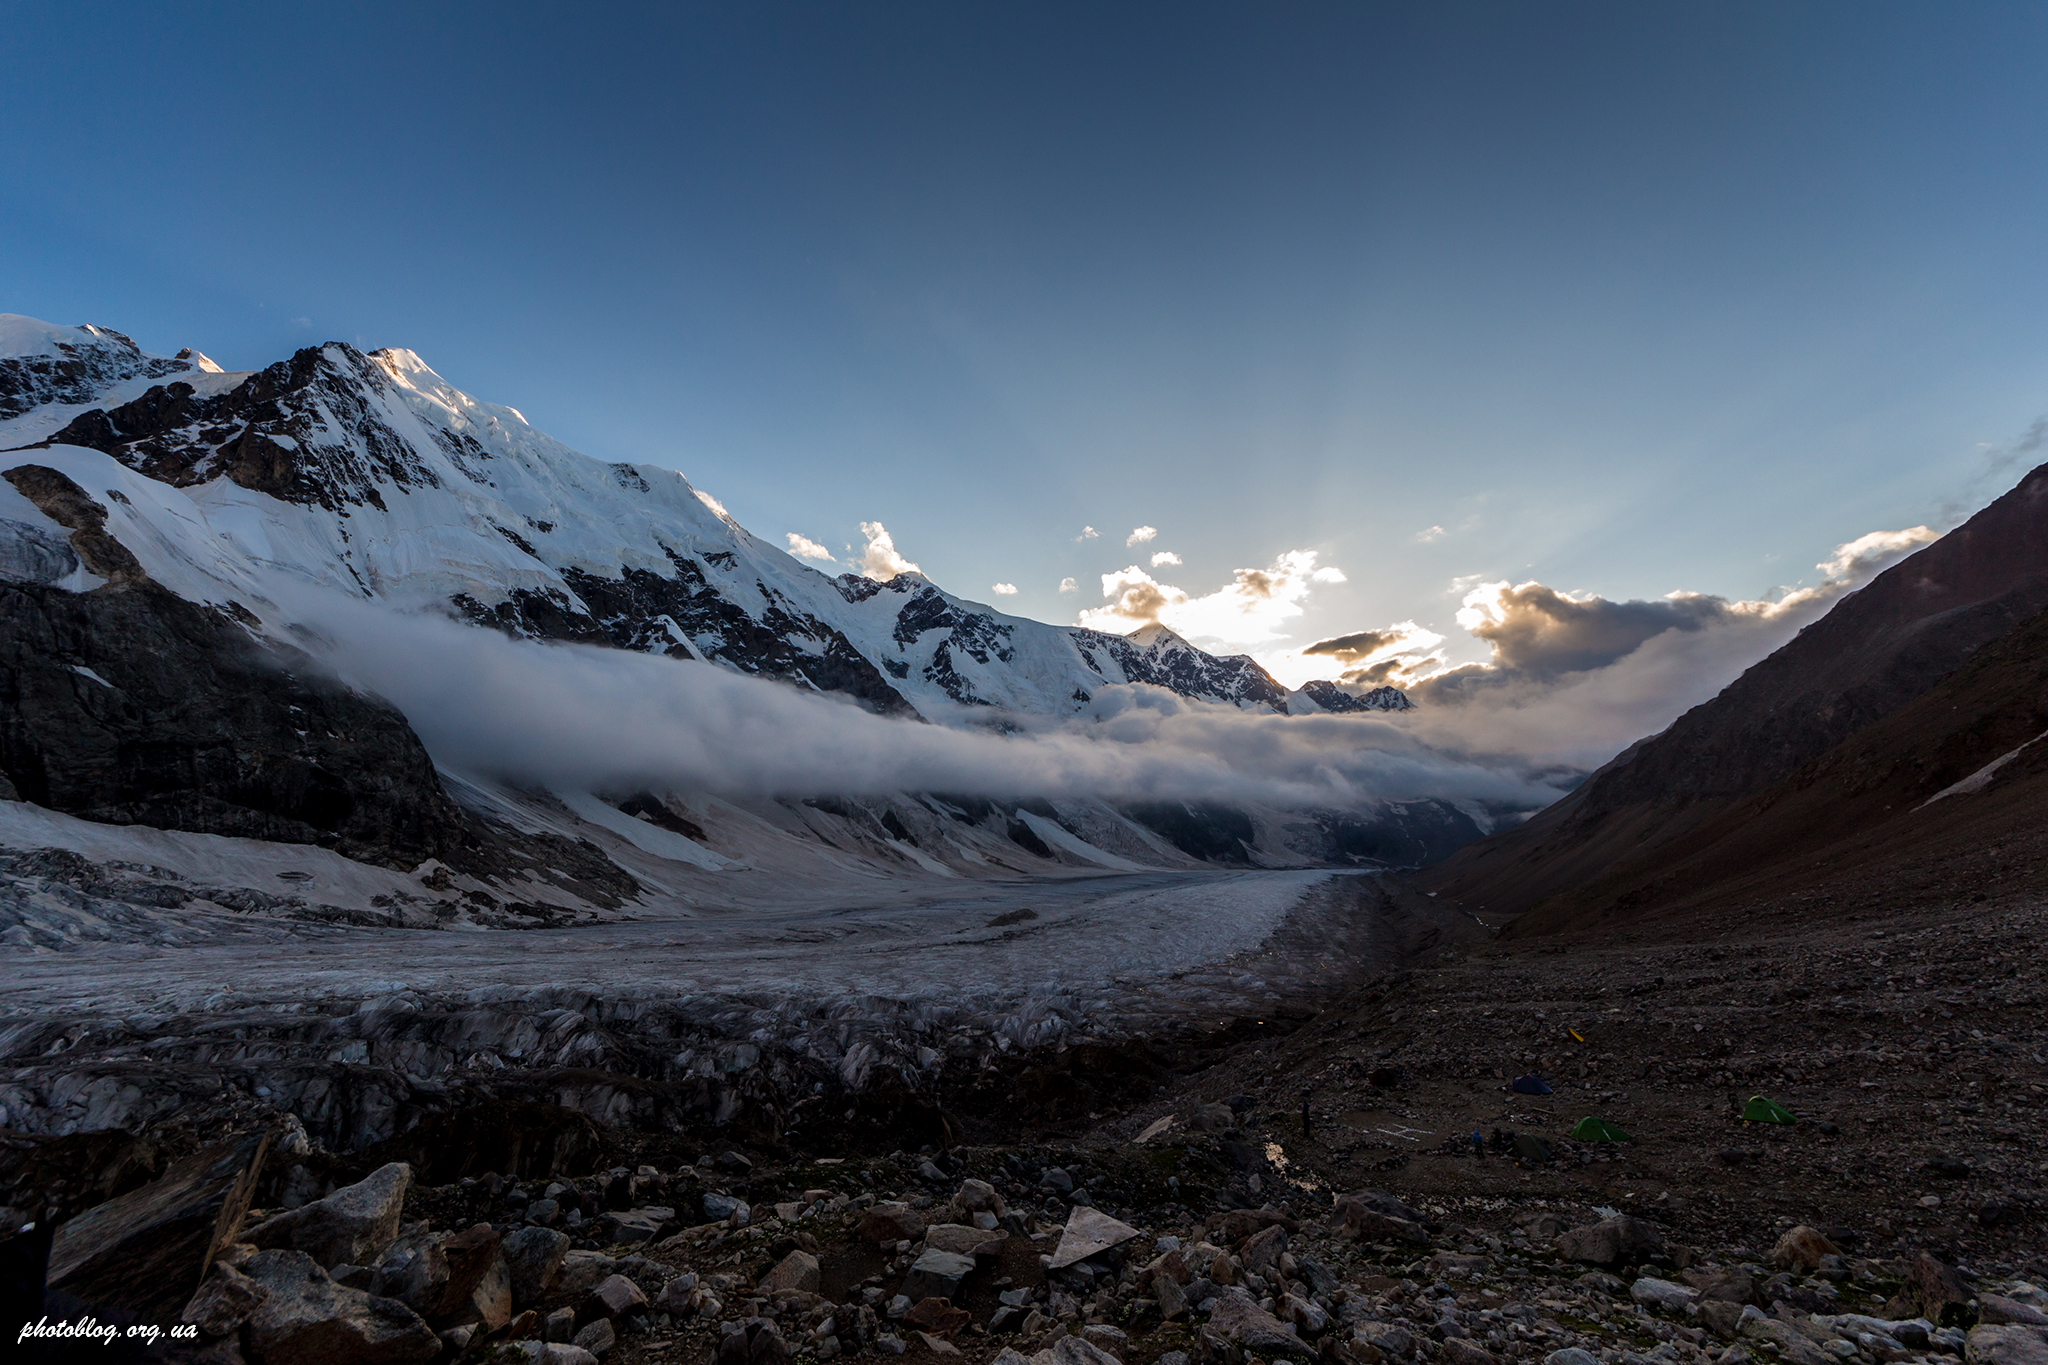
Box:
[7,2,2047,682]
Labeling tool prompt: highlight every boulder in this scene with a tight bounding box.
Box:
[1336,1204,1427,1245]
[241,1247,439,1365]
[1632,1278,1701,1313]
[580,1272,648,1323]
[1769,1227,1841,1273]
[502,1226,571,1305]
[180,1260,268,1338]
[247,1163,411,1270]
[716,1319,793,1365]
[1206,1286,1312,1358]
[1557,1215,1666,1266]
[557,1250,621,1298]
[948,1179,1007,1221]
[369,1225,447,1315]
[1443,1341,1497,1365]
[1241,1224,1288,1274]
[859,1202,927,1246]
[1545,1351,1600,1365]
[1049,1206,1141,1270]
[902,1248,975,1302]
[598,1206,674,1246]
[1966,1326,2048,1365]
[1207,1208,1296,1244]
[760,1250,821,1294]
[48,1129,270,1320]
[924,1222,1008,1258]
[1885,1253,1979,1328]
[574,1318,617,1358]
[1983,1298,2048,1329]
[902,1297,972,1334]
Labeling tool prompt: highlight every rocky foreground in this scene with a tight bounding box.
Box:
[17,1116,2048,1365]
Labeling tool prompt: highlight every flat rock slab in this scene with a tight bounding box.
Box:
[901,1248,976,1302]
[924,1223,1008,1258]
[1968,1326,2048,1365]
[1049,1206,1141,1270]
[49,1129,270,1321]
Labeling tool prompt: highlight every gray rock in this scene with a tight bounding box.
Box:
[181,1261,269,1338]
[1049,1205,1141,1270]
[924,1222,1008,1258]
[369,1225,447,1315]
[1546,1350,1601,1365]
[599,1205,674,1246]
[1967,1327,2048,1365]
[503,1226,571,1305]
[902,1248,976,1302]
[860,1202,928,1245]
[704,1192,743,1220]
[1632,1278,1701,1313]
[574,1318,618,1357]
[248,1162,412,1270]
[582,1272,649,1322]
[557,1250,621,1299]
[1557,1216,1667,1266]
[760,1250,821,1294]
[1361,1324,1415,1357]
[1241,1225,1288,1274]
[1041,1167,1075,1193]
[241,1248,440,1365]
[1984,1299,2048,1330]
[1206,1287,1312,1358]
[1443,1341,1497,1365]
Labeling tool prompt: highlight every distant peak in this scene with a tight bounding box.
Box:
[174,348,223,374]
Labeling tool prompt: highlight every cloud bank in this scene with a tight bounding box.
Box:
[785,532,835,563]
[289,591,1563,814]
[1287,525,1940,768]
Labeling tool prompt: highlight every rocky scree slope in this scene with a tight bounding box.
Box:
[1416,459,2048,922]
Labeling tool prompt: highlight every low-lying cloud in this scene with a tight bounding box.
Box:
[288,590,1564,814]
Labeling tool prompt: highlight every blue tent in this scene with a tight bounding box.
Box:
[1511,1074,1553,1095]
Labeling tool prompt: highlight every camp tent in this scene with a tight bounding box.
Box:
[1511,1074,1553,1095]
[1740,1095,1797,1124]
[1570,1116,1632,1143]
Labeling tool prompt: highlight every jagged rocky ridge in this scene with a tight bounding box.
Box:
[0,315,1469,882]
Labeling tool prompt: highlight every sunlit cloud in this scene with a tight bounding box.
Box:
[857,521,920,581]
[1150,550,1182,567]
[1077,549,1346,646]
[1058,577,1078,593]
[785,532,836,563]
[1126,525,1158,546]
[1075,526,1099,541]
[991,582,1018,595]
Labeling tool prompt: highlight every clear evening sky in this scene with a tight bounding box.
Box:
[7,2,2046,683]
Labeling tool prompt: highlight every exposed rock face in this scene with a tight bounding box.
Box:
[47,1129,270,1321]
[0,321,190,422]
[1421,457,2048,924]
[0,573,464,869]
[1296,680,1414,713]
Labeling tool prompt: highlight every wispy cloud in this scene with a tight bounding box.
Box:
[1126,525,1157,546]
[1075,526,1099,541]
[785,532,836,563]
[1058,577,1078,593]
[1414,525,1447,543]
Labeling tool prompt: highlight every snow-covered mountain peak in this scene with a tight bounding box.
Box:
[2,313,1410,723]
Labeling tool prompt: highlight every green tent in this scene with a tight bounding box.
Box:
[1740,1095,1797,1124]
[1571,1116,1632,1143]
[1511,1133,1554,1163]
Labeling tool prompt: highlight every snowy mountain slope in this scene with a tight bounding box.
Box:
[0,317,1388,720]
